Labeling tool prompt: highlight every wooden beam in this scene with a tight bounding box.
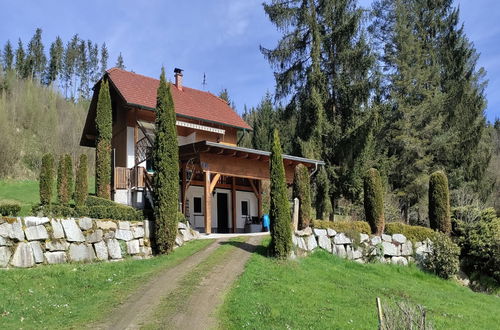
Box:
[209,173,221,193]
[181,164,187,214]
[204,171,212,234]
[188,180,254,192]
[249,179,259,198]
[257,180,263,219]
[231,177,237,233]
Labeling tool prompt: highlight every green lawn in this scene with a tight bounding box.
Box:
[219,238,500,329]
[0,239,214,329]
[0,177,95,216]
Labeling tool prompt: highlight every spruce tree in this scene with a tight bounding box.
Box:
[429,171,451,234]
[57,155,68,204]
[45,36,64,85]
[15,39,25,78]
[315,166,332,220]
[293,164,312,229]
[95,79,112,199]
[64,154,74,204]
[115,53,125,69]
[251,93,275,151]
[153,67,179,254]
[100,43,109,74]
[269,129,292,259]
[363,168,385,235]
[75,154,88,207]
[39,154,54,206]
[26,28,46,79]
[2,40,14,71]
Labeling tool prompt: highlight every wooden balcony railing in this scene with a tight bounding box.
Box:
[114,167,130,190]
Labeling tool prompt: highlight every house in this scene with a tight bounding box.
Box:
[80,68,324,233]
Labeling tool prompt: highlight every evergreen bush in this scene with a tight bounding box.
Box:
[293,164,312,229]
[0,201,21,216]
[152,68,179,254]
[313,220,371,234]
[39,153,54,205]
[74,154,88,207]
[95,79,112,199]
[269,129,292,259]
[64,154,73,203]
[429,171,451,233]
[422,232,460,279]
[385,223,436,242]
[56,155,69,204]
[363,168,385,235]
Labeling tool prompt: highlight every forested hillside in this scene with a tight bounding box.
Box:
[0,29,126,180]
[240,0,499,219]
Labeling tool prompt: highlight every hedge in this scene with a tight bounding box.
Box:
[313,220,371,234]
[0,201,21,216]
[385,222,436,242]
[85,195,118,207]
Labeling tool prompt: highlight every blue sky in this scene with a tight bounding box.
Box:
[0,0,498,121]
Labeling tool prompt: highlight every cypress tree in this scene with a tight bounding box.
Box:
[429,171,451,234]
[57,155,68,204]
[293,164,312,229]
[95,79,112,199]
[39,154,54,206]
[363,168,385,235]
[315,166,333,220]
[75,154,88,207]
[64,154,74,204]
[269,129,292,259]
[153,67,179,254]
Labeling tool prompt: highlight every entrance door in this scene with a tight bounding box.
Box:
[217,193,229,233]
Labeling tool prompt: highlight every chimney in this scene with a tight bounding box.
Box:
[174,67,183,91]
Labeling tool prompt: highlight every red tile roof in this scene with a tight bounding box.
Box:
[106,68,252,130]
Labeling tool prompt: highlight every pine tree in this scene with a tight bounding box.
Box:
[429,171,451,234]
[153,67,179,254]
[57,155,68,204]
[39,154,54,206]
[64,154,74,204]
[75,154,88,207]
[100,43,109,74]
[269,129,292,259]
[95,79,112,199]
[26,28,46,79]
[293,164,312,229]
[15,39,25,77]
[363,168,385,235]
[2,40,14,71]
[45,36,64,85]
[115,53,125,69]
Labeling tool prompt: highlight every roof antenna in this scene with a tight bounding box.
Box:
[202,73,207,90]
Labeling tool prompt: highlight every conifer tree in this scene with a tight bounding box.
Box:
[26,28,46,79]
[153,67,179,254]
[251,93,275,151]
[39,154,54,206]
[15,39,25,77]
[64,154,74,203]
[45,36,64,85]
[315,166,332,220]
[75,154,88,207]
[293,164,312,229]
[269,129,292,259]
[88,41,100,83]
[95,79,112,199]
[57,155,68,204]
[429,171,451,234]
[363,168,385,235]
[115,53,125,69]
[100,43,109,74]
[2,40,14,71]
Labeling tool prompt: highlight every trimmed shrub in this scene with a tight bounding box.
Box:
[313,220,371,234]
[85,195,117,207]
[385,223,436,242]
[56,155,68,204]
[96,79,112,199]
[84,205,143,221]
[422,232,460,279]
[64,154,74,203]
[293,164,312,229]
[363,168,385,234]
[453,207,500,285]
[269,129,292,259]
[152,68,179,254]
[31,204,76,218]
[39,153,54,205]
[74,154,88,207]
[0,200,21,216]
[429,171,451,234]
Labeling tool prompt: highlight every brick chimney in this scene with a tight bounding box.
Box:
[174,68,183,91]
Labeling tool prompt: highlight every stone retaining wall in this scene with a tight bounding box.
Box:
[0,217,199,268]
[292,227,433,265]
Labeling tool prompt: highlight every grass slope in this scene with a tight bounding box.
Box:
[219,239,500,329]
[0,239,213,329]
[0,178,95,215]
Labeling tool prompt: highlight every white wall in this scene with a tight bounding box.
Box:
[236,191,258,229]
[126,126,135,168]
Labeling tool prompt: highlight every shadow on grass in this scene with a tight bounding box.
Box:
[219,239,270,257]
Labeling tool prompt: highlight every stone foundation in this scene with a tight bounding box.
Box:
[0,217,199,268]
[292,227,433,265]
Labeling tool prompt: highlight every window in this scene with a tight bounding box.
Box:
[193,197,202,214]
[241,200,249,216]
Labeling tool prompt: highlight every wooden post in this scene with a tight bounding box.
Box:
[204,171,212,234]
[257,179,263,219]
[181,163,186,214]
[231,177,237,233]
[376,297,384,330]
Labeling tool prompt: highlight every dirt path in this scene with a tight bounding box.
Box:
[167,236,262,330]
[94,235,263,330]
